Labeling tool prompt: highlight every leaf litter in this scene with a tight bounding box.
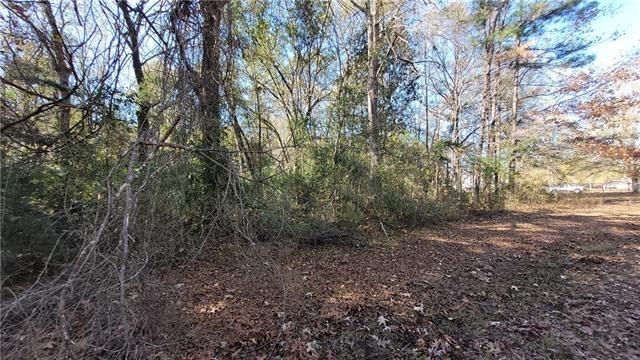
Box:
[151,193,640,358]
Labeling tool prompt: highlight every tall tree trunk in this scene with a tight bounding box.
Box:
[366,0,381,169]
[41,0,72,137]
[475,2,501,206]
[200,0,228,189]
[451,102,461,191]
[508,37,522,191]
[507,68,520,190]
[424,43,430,153]
[118,0,152,161]
[433,114,441,197]
[475,51,492,204]
[487,59,501,205]
[255,81,264,176]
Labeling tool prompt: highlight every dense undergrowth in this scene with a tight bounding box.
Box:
[1,139,468,282]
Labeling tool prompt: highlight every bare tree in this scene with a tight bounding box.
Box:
[117,0,153,160]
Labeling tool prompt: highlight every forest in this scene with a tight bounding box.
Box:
[1,0,639,358]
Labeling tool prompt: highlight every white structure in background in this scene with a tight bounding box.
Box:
[596,178,633,191]
[604,178,632,190]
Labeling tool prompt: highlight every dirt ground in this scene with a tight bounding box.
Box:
[156,192,640,359]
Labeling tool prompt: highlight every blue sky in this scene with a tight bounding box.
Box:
[590,0,640,67]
